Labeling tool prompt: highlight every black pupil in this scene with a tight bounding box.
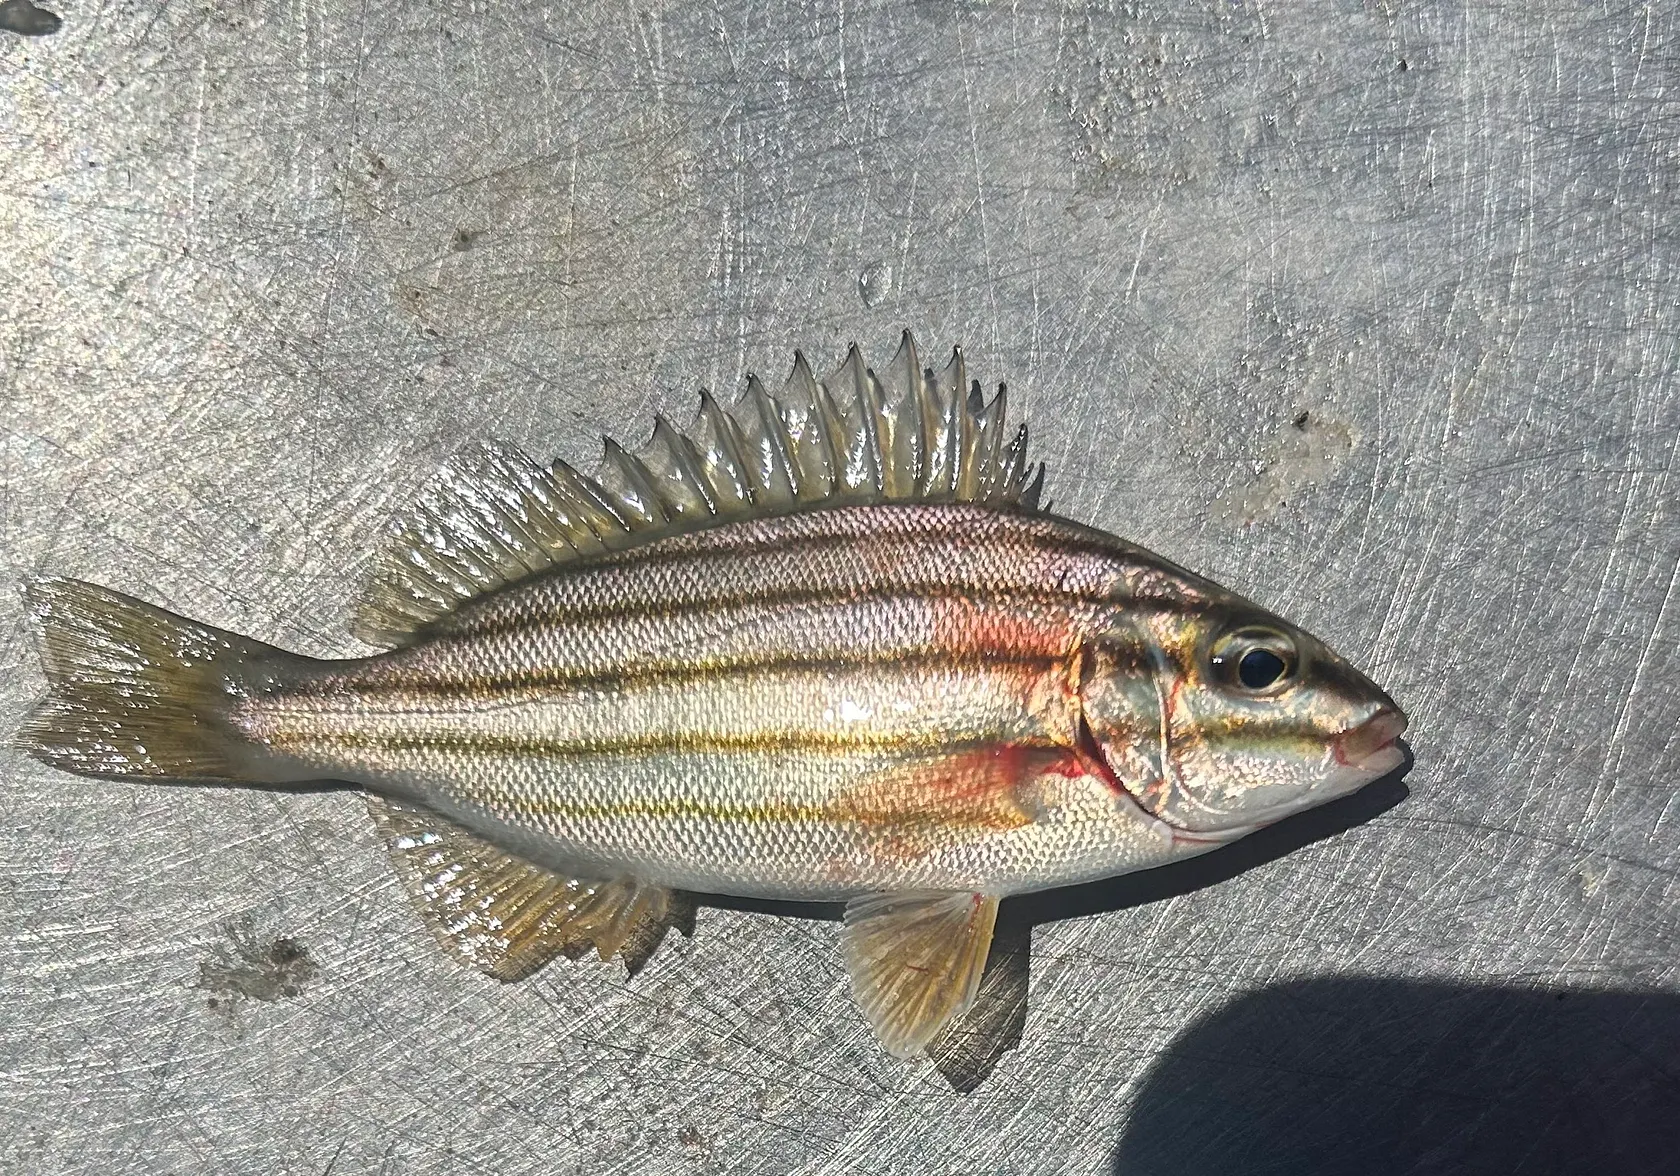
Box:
[1238,647,1288,689]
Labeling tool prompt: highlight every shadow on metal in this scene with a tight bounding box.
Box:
[692,751,1413,1091]
[1110,977,1680,1176]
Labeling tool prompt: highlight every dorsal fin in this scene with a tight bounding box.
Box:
[352,331,1045,646]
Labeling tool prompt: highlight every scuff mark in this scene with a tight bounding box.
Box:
[676,1124,710,1151]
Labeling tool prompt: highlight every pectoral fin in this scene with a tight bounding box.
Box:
[841,890,1000,1058]
[366,795,681,980]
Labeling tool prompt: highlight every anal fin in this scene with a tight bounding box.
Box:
[842,890,1000,1058]
[366,795,681,981]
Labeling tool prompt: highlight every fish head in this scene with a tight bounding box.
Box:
[1077,595,1406,842]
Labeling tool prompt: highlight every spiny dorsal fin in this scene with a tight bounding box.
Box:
[366,795,679,981]
[352,331,1044,646]
[842,890,1000,1059]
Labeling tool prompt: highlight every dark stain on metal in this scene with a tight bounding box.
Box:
[676,1125,709,1149]
[0,0,61,36]
[199,918,320,1003]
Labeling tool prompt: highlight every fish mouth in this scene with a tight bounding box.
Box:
[1333,708,1408,774]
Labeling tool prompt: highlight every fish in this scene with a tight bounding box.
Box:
[16,331,1406,1064]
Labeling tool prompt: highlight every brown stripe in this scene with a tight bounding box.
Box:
[575,503,1122,573]
[277,727,1061,760]
[427,512,1157,638]
[321,615,1160,702]
[430,574,1196,646]
[327,647,1089,703]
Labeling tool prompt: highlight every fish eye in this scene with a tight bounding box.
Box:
[1210,626,1299,695]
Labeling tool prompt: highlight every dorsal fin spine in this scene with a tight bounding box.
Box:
[834,344,884,497]
[492,453,563,569]
[1022,462,1047,512]
[1000,422,1029,502]
[548,460,623,548]
[648,416,715,519]
[598,440,667,530]
[745,375,798,504]
[779,351,836,502]
[813,382,850,496]
[974,385,1008,500]
[883,331,923,500]
[936,349,969,498]
[800,361,850,502]
[693,390,754,512]
[919,353,953,496]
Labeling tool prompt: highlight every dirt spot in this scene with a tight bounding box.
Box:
[199,916,320,1005]
[1215,412,1357,525]
[1054,42,1191,191]
[677,1125,709,1149]
[0,0,61,36]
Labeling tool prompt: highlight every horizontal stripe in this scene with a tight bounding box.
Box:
[425,505,1203,639]
[294,728,1054,759]
[441,559,1124,642]
[484,767,1046,831]
[336,651,1066,702]
[256,652,1069,774]
[361,739,1067,834]
[433,608,1068,686]
[320,589,1165,706]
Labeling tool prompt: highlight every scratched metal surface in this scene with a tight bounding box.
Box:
[2,3,1676,1173]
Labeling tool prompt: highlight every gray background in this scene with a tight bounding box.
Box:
[2,2,1676,1173]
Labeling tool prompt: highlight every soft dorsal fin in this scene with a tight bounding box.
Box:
[366,795,682,980]
[352,331,1044,646]
[842,890,1001,1058]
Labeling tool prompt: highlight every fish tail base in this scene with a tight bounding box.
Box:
[18,577,302,783]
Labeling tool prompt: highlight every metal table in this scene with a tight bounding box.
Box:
[3,3,1675,1172]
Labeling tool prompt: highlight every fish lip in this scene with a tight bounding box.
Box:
[1334,708,1409,771]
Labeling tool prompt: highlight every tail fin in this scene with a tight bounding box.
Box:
[18,578,296,782]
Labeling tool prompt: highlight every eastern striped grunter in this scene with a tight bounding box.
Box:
[19,333,1406,1062]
